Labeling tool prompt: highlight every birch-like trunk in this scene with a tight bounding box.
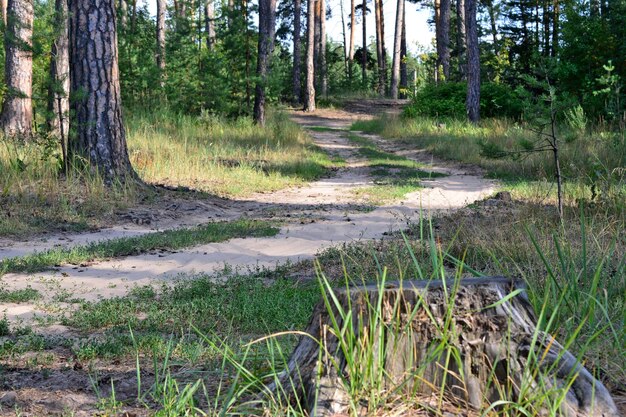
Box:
[69,0,136,181]
[1,0,34,138]
[252,0,277,125]
[156,0,166,85]
[303,0,316,112]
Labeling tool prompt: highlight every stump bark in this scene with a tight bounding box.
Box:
[274,277,620,417]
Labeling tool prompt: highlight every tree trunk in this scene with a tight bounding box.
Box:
[551,0,558,57]
[348,0,355,80]
[1,0,6,26]
[399,9,407,98]
[390,0,403,99]
[378,0,386,92]
[313,0,321,90]
[1,0,33,139]
[205,0,215,49]
[156,0,166,86]
[465,0,479,122]
[542,0,550,56]
[485,0,498,55]
[436,0,450,81]
[303,0,316,112]
[118,0,126,29]
[340,0,348,78]
[69,0,136,182]
[252,0,276,126]
[272,277,621,417]
[292,0,302,103]
[47,0,70,141]
[319,0,327,97]
[361,0,367,87]
[374,0,384,95]
[456,0,466,80]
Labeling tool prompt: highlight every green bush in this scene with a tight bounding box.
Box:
[404,82,524,119]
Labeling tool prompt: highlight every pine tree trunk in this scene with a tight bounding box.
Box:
[1,0,33,139]
[390,0,403,99]
[542,0,550,56]
[551,0,558,57]
[292,0,302,103]
[319,0,327,97]
[399,10,407,98]
[271,278,621,417]
[378,0,386,92]
[118,0,127,29]
[313,0,321,90]
[0,0,6,26]
[205,0,215,49]
[303,0,316,112]
[361,0,366,86]
[340,0,348,78]
[69,0,136,182]
[47,0,70,140]
[437,0,451,81]
[348,0,355,80]
[374,0,384,95]
[253,0,276,126]
[156,0,166,86]
[456,0,466,79]
[465,0,479,122]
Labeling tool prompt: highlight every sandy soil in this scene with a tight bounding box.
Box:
[0,106,496,326]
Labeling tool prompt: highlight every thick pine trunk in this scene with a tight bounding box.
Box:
[156,0,166,86]
[252,0,276,126]
[204,0,215,50]
[389,0,403,99]
[1,0,33,139]
[47,0,70,141]
[303,0,316,112]
[456,0,466,79]
[69,0,136,182]
[465,0,479,123]
[436,0,451,81]
[273,278,620,417]
[374,0,384,95]
[292,0,302,103]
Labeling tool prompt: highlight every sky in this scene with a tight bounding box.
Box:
[144,0,436,54]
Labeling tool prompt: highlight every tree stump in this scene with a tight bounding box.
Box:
[272,277,620,416]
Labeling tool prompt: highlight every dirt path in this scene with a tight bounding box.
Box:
[0,107,497,325]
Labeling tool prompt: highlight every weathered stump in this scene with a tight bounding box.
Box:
[273,277,620,416]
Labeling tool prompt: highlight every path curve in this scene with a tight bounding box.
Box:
[0,109,497,324]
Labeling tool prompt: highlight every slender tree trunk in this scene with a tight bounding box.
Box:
[1,0,6,27]
[390,0,403,98]
[456,0,466,79]
[1,0,34,138]
[205,0,215,49]
[47,0,70,140]
[313,0,321,89]
[243,0,251,109]
[374,0,384,94]
[156,0,166,86]
[551,0,558,57]
[434,0,440,82]
[486,0,498,55]
[319,0,327,96]
[130,0,137,33]
[378,0,386,92]
[542,0,550,56]
[399,8,407,98]
[118,0,127,29]
[292,0,302,103]
[340,0,348,78]
[304,0,316,112]
[348,0,355,80]
[361,0,367,86]
[69,0,136,181]
[253,0,276,125]
[436,0,450,81]
[465,0,479,122]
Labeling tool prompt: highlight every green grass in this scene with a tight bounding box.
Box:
[0,287,41,303]
[351,115,626,210]
[308,126,346,132]
[0,219,278,275]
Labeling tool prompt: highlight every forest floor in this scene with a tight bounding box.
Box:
[0,103,495,327]
[0,103,623,416]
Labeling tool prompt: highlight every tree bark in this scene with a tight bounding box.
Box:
[1,0,33,139]
[69,0,136,182]
[390,0,403,99]
[361,0,367,86]
[551,0,558,57]
[348,0,355,80]
[1,0,6,27]
[118,0,126,29]
[252,0,277,125]
[272,277,621,417]
[399,9,407,98]
[292,0,302,103]
[456,0,466,79]
[156,0,166,86]
[319,0,327,96]
[204,0,215,49]
[465,0,479,122]
[542,0,550,56]
[303,0,316,112]
[340,0,348,78]
[47,0,70,141]
[313,0,321,90]
[436,0,450,81]
[374,0,385,95]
